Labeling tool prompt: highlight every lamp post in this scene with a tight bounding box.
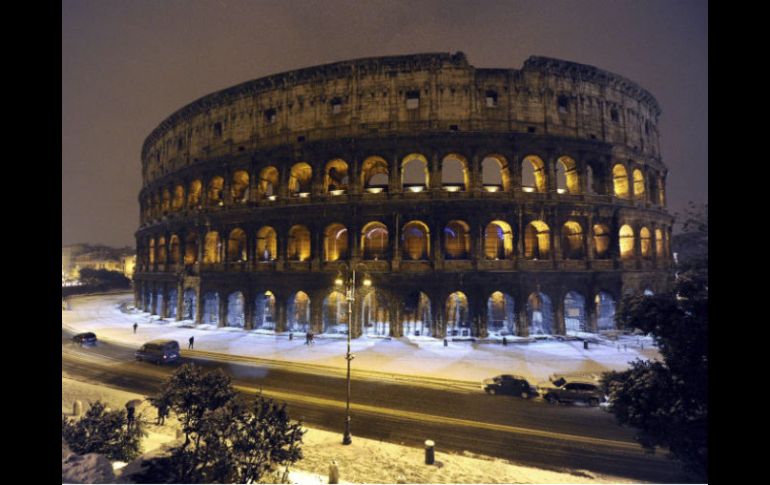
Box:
[335,263,371,445]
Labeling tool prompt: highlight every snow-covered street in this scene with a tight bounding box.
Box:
[63,292,660,386]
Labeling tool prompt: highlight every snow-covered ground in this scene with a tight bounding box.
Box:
[61,377,646,484]
[63,292,659,386]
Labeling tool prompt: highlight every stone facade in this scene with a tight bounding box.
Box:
[134,52,673,339]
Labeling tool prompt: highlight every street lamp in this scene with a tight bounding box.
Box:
[334,263,371,445]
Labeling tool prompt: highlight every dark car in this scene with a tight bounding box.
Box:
[482,374,538,398]
[538,377,607,406]
[71,332,97,346]
[135,340,181,365]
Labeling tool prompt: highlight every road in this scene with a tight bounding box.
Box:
[62,329,690,483]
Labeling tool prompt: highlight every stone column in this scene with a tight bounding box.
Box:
[160,285,169,318]
[194,287,203,325]
[389,154,400,194]
[516,293,529,337]
[430,152,441,190]
[553,293,565,335]
[584,295,598,333]
[176,280,184,321]
[219,293,228,328]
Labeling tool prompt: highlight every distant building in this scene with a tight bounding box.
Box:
[62,244,136,284]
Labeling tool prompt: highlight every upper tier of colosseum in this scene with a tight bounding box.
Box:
[141,52,662,185]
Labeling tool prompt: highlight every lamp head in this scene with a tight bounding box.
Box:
[362,273,372,287]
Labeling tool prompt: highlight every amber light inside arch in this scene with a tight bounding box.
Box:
[231,170,250,203]
[619,225,635,259]
[289,162,313,196]
[561,221,584,259]
[633,169,645,200]
[556,156,580,194]
[402,221,430,260]
[444,220,471,259]
[441,153,469,191]
[401,153,429,191]
[256,226,277,261]
[203,231,221,263]
[361,156,389,192]
[188,180,202,207]
[184,233,198,265]
[613,164,629,198]
[593,224,611,259]
[324,223,349,261]
[227,228,247,262]
[208,176,224,205]
[172,185,185,211]
[481,155,511,191]
[484,220,513,259]
[361,222,389,260]
[324,159,349,194]
[258,166,279,198]
[524,220,550,259]
[522,155,547,193]
[287,225,311,261]
[640,227,652,258]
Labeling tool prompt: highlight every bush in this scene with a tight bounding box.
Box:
[62,401,145,462]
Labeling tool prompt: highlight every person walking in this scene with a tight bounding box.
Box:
[188,336,194,349]
[133,322,138,334]
[305,331,310,345]
[126,402,136,429]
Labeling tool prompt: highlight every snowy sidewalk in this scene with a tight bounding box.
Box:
[63,293,660,386]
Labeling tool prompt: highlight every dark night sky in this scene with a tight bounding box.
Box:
[62,0,707,248]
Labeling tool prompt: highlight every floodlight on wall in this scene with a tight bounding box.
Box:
[522,187,535,193]
[267,195,277,201]
[443,185,461,192]
[366,187,384,194]
[335,272,344,287]
[330,189,345,196]
[408,186,424,193]
[557,188,567,194]
[483,186,500,192]
[362,273,372,287]
[298,192,310,198]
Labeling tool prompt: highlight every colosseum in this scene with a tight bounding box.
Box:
[134,52,673,340]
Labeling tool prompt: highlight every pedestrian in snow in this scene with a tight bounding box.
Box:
[156,402,168,425]
[305,331,310,345]
[289,332,293,341]
[188,336,194,349]
[126,403,136,429]
[309,332,315,345]
[133,322,138,334]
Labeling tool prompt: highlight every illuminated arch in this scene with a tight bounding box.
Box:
[226,291,245,327]
[487,291,515,336]
[256,226,277,261]
[481,155,510,191]
[207,176,224,206]
[441,153,469,191]
[287,291,310,332]
[361,156,389,193]
[231,170,250,203]
[227,228,247,262]
[444,220,471,259]
[445,291,470,337]
[184,232,198,265]
[593,224,611,259]
[287,225,311,261]
[323,223,349,261]
[203,231,221,263]
[202,292,219,325]
[655,228,664,258]
[288,162,312,196]
[254,291,276,330]
[524,221,551,259]
[556,156,579,194]
[172,185,185,211]
[182,288,196,321]
[156,236,167,264]
[619,225,635,260]
[323,290,349,334]
[324,159,349,194]
[561,221,585,259]
[484,220,513,260]
[169,234,180,263]
[564,291,586,334]
[188,179,202,207]
[161,188,171,214]
[633,169,645,200]
[402,291,432,337]
[402,220,430,260]
[522,155,546,193]
[401,153,429,191]
[640,227,652,258]
[361,221,388,260]
[596,292,616,331]
[258,166,279,198]
[167,288,178,318]
[361,289,390,336]
[527,292,553,335]
[612,164,629,198]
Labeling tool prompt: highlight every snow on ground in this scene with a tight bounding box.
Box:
[61,377,644,484]
[63,292,659,386]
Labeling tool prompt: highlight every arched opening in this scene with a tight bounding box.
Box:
[324,159,349,195]
[556,156,579,194]
[487,291,515,337]
[655,228,664,258]
[256,226,278,261]
[324,223,349,261]
[522,156,546,193]
[203,231,221,263]
[172,185,185,211]
[444,220,471,260]
[564,291,586,335]
[524,221,550,259]
[402,291,432,337]
[207,176,224,206]
[155,289,164,317]
[640,227,652,258]
[644,288,654,296]
[167,288,178,319]
[202,292,219,325]
[254,291,276,330]
[619,225,635,260]
[612,164,629,199]
[402,221,430,260]
[287,291,310,332]
[169,235,180,264]
[287,225,311,261]
[157,236,167,265]
[184,233,198,265]
[148,238,155,265]
[484,220,513,260]
[143,287,152,312]
[561,221,585,259]
[188,180,202,207]
[481,155,510,192]
[401,153,429,192]
[161,189,171,214]
[361,289,390,336]
[361,156,389,193]
[633,169,645,200]
[227,228,247,262]
[445,291,470,337]
[182,288,196,321]
[595,292,616,331]
[258,166,279,199]
[323,290,349,334]
[288,162,313,197]
[226,291,245,327]
[441,154,469,191]
[593,224,611,259]
[361,222,388,260]
[231,170,250,203]
[527,292,553,335]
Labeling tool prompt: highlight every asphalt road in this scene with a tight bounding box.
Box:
[62,331,692,483]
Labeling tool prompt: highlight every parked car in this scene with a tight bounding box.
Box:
[482,374,538,398]
[71,332,97,346]
[537,376,607,406]
[135,340,181,365]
